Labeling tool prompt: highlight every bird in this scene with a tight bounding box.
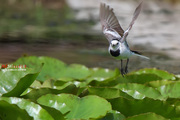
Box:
[100,2,149,77]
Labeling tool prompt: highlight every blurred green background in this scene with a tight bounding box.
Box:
[0,0,97,42]
[0,0,180,73]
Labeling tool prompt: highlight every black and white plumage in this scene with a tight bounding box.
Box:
[100,2,149,76]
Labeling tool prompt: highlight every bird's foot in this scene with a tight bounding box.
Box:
[125,67,128,74]
[120,68,126,77]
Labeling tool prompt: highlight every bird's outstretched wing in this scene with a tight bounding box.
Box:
[100,3,124,43]
[121,2,143,42]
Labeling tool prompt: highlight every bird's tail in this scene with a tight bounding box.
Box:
[131,50,150,60]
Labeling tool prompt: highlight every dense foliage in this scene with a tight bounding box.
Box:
[0,56,180,120]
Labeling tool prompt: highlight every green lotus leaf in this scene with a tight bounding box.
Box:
[88,87,133,99]
[0,66,41,97]
[21,88,32,96]
[116,74,162,84]
[131,68,176,80]
[41,79,57,88]
[176,75,180,79]
[39,79,87,90]
[115,83,164,100]
[163,99,180,120]
[0,97,54,120]
[109,97,180,119]
[147,80,174,88]
[54,80,88,88]
[166,98,180,106]
[88,87,120,99]
[98,110,126,120]
[125,112,168,120]
[0,100,33,120]
[22,84,77,102]
[40,105,65,120]
[37,94,112,119]
[59,64,90,80]
[14,56,66,81]
[157,81,180,98]
[14,56,90,81]
[88,73,162,87]
[171,118,180,120]
[87,68,119,86]
[30,80,42,88]
[30,79,73,90]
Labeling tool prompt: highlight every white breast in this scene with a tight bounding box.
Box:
[117,42,132,59]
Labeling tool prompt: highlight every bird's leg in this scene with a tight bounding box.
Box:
[120,59,125,77]
[125,59,129,74]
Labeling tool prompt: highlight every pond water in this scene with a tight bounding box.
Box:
[0,41,179,74]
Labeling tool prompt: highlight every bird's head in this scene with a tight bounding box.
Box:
[110,40,120,49]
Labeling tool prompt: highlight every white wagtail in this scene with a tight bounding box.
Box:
[100,2,149,76]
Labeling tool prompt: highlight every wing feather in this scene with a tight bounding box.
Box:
[128,1,143,32]
[121,2,143,42]
[100,3,124,42]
